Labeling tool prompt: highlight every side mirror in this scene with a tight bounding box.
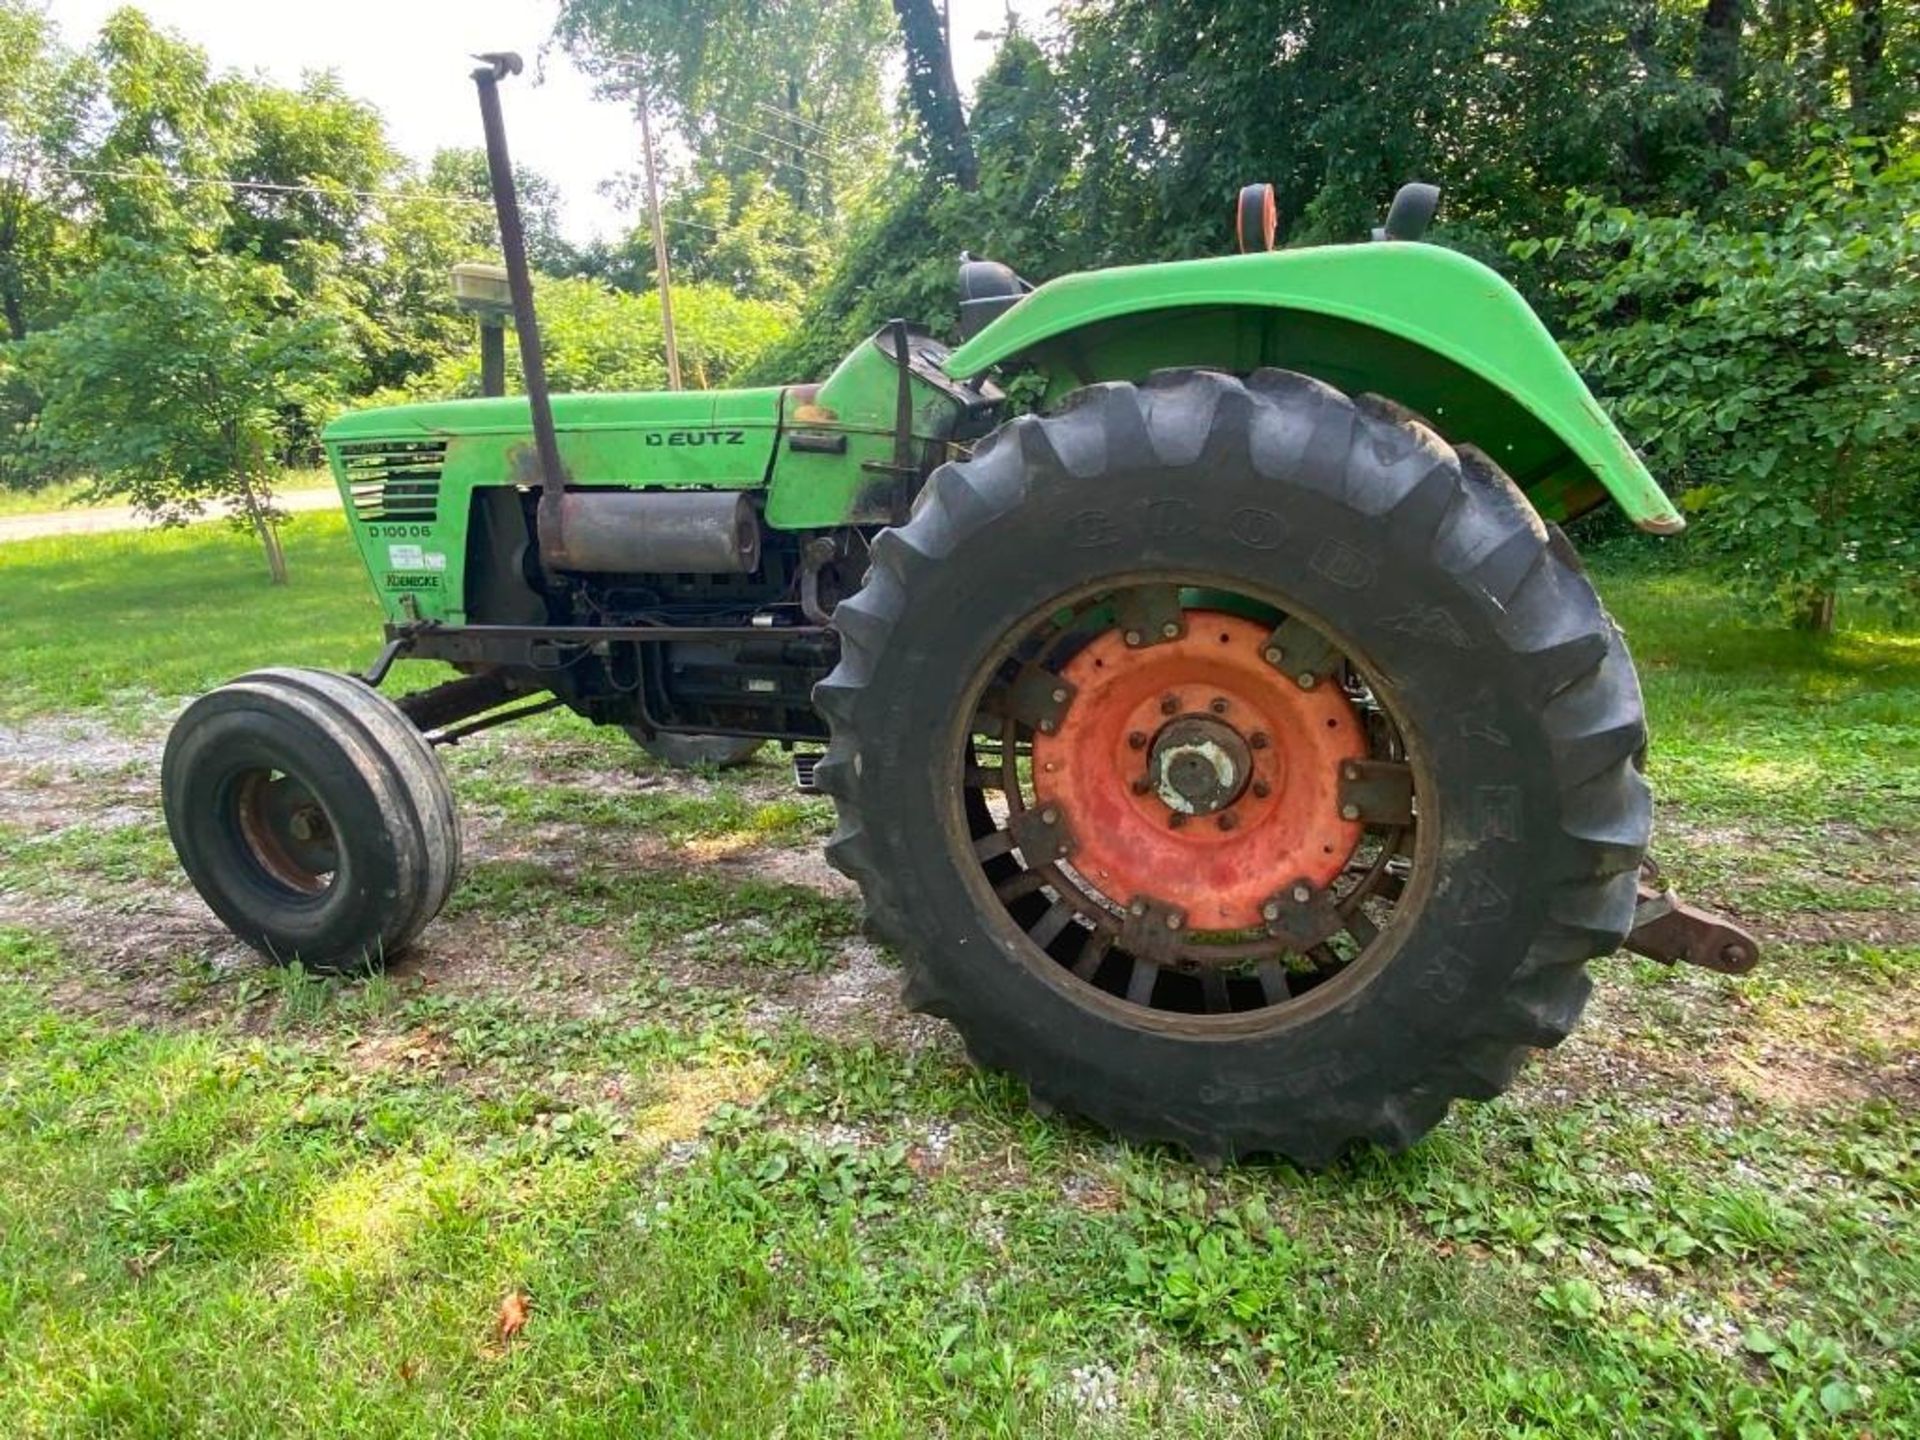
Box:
[1235,183,1278,254]
[1373,182,1441,242]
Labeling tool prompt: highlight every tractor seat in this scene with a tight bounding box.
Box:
[957,254,1033,339]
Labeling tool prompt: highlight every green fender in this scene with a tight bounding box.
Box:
[942,243,1683,533]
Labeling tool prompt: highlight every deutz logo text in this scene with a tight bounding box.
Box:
[645,429,747,447]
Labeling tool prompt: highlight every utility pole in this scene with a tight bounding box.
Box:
[614,58,682,390]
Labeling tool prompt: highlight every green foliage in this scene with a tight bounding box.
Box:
[1556,145,1920,627]
[0,4,581,499]
[16,241,346,579]
[554,0,893,330]
[749,35,1072,382]
[384,275,792,401]
[663,171,828,305]
[554,0,893,222]
[1116,1174,1322,1358]
[222,74,395,273]
[767,3,1917,393]
[0,2,95,343]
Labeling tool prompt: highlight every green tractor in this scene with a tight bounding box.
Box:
[160,55,1757,1165]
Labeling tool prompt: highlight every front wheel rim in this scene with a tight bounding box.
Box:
[229,768,339,896]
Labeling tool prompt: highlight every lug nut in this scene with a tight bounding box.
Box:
[1051,686,1068,703]
[1165,913,1183,930]
[1039,719,1056,733]
[1127,730,1148,750]
[1209,697,1229,715]
[1040,807,1059,824]
[1161,621,1181,639]
[1124,629,1143,647]
[1263,646,1283,665]
[1262,901,1280,921]
[1130,900,1146,916]
[1340,803,1361,821]
[1160,693,1180,716]
[1296,672,1318,690]
[1217,812,1239,832]
[1249,732,1270,750]
[1291,884,1312,904]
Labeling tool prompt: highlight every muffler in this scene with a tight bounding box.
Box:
[552,491,762,575]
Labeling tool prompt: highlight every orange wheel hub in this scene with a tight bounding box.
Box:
[1030,610,1367,931]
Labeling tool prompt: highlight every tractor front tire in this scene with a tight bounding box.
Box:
[162,667,460,973]
[815,369,1650,1165]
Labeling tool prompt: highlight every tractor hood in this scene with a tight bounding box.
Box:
[323,387,786,491]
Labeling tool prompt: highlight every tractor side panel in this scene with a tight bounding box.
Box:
[325,388,784,624]
[764,331,983,530]
[942,245,1684,534]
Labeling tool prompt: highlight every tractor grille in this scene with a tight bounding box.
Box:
[338,440,447,523]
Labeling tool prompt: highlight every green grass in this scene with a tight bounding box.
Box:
[0,467,335,518]
[0,520,1916,1436]
[0,509,446,724]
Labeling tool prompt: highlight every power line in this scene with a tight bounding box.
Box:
[664,214,728,236]
[709,113,840,168]
[661,217,815,256]
[720,141,831,180]
[46,165,495,209]
[751,100,848,143]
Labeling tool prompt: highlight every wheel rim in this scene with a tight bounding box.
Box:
[951,578,1424,1028]
[230,768,338,895]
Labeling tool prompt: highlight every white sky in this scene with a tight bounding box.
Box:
[47,0,1052,243]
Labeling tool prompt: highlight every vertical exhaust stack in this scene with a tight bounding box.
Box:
[469,52,570,569]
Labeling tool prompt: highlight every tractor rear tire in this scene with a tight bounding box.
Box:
[624,730,765,770]
[814,369,1650,1165]
[162,667,460,973]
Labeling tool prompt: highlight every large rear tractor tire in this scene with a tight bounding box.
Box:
[162,667,460,973]
[815,369,1649,1165]
[623,729,765,771]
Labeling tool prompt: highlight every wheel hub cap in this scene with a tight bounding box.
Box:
[1030,610,1368,930]
[1149,716,1252,815]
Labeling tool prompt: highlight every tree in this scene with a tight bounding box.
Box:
[412,147,570,274]
[222,72,396,274]
[892,0,975,188]
[18,241,346,583]
[1555,146,1920,630]
[1695,0,1745,155]
[0,2,95,342]
[554,0,894,222]
[80,6,241,246]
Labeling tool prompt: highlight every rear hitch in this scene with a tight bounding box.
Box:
[1622,864,1761,975]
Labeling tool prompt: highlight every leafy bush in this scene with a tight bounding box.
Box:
[380,275,793,403]
[1553,145,1920,629]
